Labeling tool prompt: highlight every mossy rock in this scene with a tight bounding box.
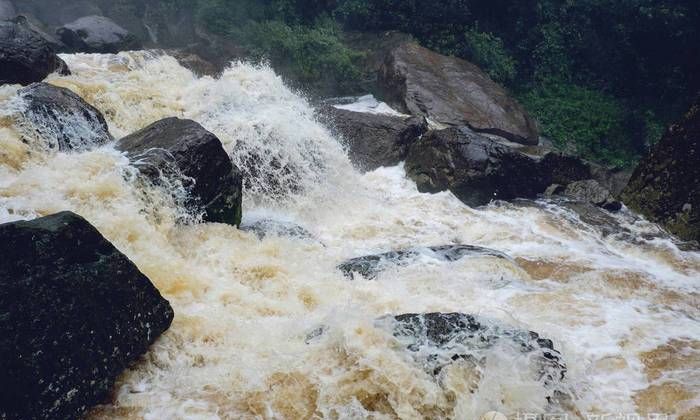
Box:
[621,100,700,242]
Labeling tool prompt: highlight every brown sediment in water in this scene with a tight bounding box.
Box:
[0,128,30,170]
[88,405,142,420]
[508,291,602,327]
[515,257,592,282]
[636,340,700,417]
[640,339,700,381]
[633,381,695,415]
[592,355,629,372]
[598,271,700,312]
[678,406,700,420]
[2,52,698,419]
[245,372,320,419]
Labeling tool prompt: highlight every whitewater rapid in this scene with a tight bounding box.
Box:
[0,52,698,419]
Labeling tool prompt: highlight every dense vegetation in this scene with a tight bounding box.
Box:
[172,0,697,165]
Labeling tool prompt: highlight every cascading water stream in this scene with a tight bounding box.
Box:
[0,52,698,419]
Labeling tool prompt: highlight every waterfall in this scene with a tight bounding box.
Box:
[1,51,698,419]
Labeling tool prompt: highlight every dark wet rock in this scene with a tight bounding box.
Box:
[564,180,621,212]
[0,20,69,86]
[540,152,592,185]
[319,105,428,171]
[16,82,108,150]
[338,244,509,280]
[0,0,16,20]
[240,218,315,241]
[590,164,632,198]
[12,15,66,51]
[0,211,173,420]
[379,42,538,145]
[404,127,620,208]
[405,127,550,206]
[382,313,566,392]
[17,82,111,151]
[57,15,141,53]
[621,99,700,242]
[117,117,243,226]
[544,184,566,197]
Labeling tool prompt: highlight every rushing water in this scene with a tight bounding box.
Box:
[0,52,699,419]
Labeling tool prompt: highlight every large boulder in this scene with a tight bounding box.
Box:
[404,127,610,207]
[57,15,141,53]
[621,100,700,242]
[0,211,173,420]
[405,127,550,206]
[12,15,66,51]
[563,180,621,212]
[338,244,509,280]
[117,117,243,226]
[0,20,69,86]
[320,104,428,171]
[379,42,539,145]
[17,82,112,151]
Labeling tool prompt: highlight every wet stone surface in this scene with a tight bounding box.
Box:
[338,244,510,279]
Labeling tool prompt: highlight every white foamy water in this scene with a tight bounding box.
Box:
[0,52,699,419]
[333,94,408,117]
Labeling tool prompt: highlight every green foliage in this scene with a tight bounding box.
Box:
[195,0,268,35]
[520,81,635,166]
[462,29,517,84]
[187,0,700,165]
[241,19,364,93]
[641,111,665,146]
[529,23,573,82]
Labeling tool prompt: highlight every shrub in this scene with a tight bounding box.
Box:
[462,28,517,84]
[520,81,636,166]
[241,19,364,93]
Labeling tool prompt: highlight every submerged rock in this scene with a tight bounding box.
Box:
[117,117,243,226]
[240,218,315,241]
[338,244,509,280]
[621,99,700,242]
[379,42,538,145]
[319,104,428,171]
[0,20,69,86]
[17,82,112,151]
[382,312,566,388]
[57,15,141,53]
[0,211,173,420]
